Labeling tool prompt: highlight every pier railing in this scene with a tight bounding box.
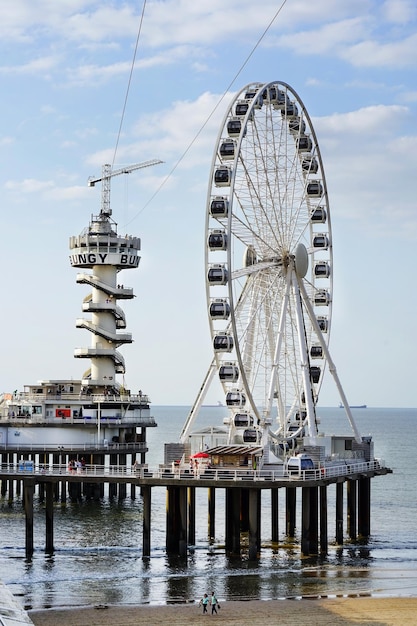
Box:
[0,442,148,453]
[0,459,385,481]
[0,414,156,426]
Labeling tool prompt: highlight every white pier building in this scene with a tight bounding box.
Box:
[0,164,157,476]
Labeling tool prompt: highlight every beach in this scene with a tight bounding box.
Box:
[29,597,417,626]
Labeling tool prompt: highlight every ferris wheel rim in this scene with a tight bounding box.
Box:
[205,80,333,443]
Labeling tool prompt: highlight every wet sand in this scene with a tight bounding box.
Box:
[29,597,417,626]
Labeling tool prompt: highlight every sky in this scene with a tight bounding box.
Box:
[0,0,416,409]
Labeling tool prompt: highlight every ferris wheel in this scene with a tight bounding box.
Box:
[201,80,335,449]
[180,80,361,451]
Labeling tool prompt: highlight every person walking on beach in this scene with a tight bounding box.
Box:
[200,593,209,614]
[211,591,218,614]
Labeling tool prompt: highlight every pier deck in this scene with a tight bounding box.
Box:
[0,460,392,561]
[0,458,389,486]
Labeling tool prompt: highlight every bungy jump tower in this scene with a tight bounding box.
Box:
[0,162,161,498]
[71,163,145,396]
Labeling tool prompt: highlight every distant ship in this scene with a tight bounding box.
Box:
[203,401,224,407]
[339,402,367,409]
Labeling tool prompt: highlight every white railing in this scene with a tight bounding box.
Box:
[0,459,385,481]
[6,392,151,404]
[0,415,156,426]
[0,442,148,452]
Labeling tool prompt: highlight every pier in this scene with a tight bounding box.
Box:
[0,82,394,579]
[0,460,390,560]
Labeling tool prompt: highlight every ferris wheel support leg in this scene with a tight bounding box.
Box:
[232,281,259,423]
[298,281,362,443]
[179,359,217,443]
[266,271,292,422]
[292,275,319,440]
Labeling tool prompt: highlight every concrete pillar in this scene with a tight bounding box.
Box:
[166,486,177,554]
[52,453,60,501]
[309,486,319,555]
[118,454,127,499]
[347,479,357,541]
[166,486,188,556]
[68,481,82,501]
[61,476,67,503]
[7,478,14,502]
[286,487,296,537]
[248,489,261,560]
[130,482,136,499]
[336,481,344,544]
[240,488,249,532]
[24,478,35,560]
[142,485,151,557]
[358,477,371,538]
[7,453,13,501]
[271,488,279,544]
[178,486,188,557]
[320,485,328,554]
[88,453,105,499]
[301,487,310,555]
[45,482,54,554]
[225,487,241,556]
[188,487,196,546]
[109,453,118,497]
[208,487,215,540]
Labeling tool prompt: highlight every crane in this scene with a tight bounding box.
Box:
[88,159,163,217]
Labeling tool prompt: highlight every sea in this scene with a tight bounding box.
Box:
[0,406,416,610]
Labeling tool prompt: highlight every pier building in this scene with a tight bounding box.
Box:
[0,163,158,499]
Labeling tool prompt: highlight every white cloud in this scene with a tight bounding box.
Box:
[4,177,90,201]
[0,1,137,43]
[85,91,232,174]
[275,17,370,56]
[65,60,132,86]
[65,45,203,86]
[382,0,416,24]
[314,106,417,239]
[0,55,60,75]
[400,91,417,103]
[316,104,408,135]
[5,178,54,193]
[44,185,90,201]
[1,1,414,91]
[341,32,417,68]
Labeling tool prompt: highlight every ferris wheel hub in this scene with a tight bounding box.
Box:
[295,243,309,278]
